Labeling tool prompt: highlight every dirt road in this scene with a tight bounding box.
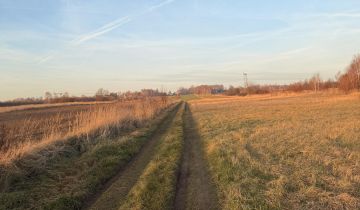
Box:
[84,104,181,210]
[84,102,219,210]
[174,103,219,210]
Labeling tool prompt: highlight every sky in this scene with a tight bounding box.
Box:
[1,0,360,100]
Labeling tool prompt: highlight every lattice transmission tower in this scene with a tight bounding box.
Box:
[243,72,248,88]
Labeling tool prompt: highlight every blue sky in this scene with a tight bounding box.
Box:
[1,0,360,100]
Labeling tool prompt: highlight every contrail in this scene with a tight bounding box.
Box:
[72,0,175,45]
[37,54,54,64]
[147,0,175,12]
[38,0,176,63]
[73,16,132,45]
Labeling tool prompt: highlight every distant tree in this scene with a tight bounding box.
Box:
[95,88,109,96]
[45,92,52,103]
[322,79,337,89]
[349,55,360,90]
[338,55,360,92]
[338,73,354,93]
[176,87,190,95]
[310,73,321,92]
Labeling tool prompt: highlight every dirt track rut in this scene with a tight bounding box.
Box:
[174,103,219,210]
[85,104,181,210]
[84,102,219,210]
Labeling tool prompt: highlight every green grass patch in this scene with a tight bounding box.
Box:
[119,104,184,210]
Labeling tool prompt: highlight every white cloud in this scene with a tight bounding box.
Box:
[313,12,360,18]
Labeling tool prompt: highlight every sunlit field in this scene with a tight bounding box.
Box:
[0,97,177,209]
[0,97,171,165]
[2,0,360,209]
[0,101,114,114]
[190,93,360,209]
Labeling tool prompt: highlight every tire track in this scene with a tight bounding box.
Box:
[174,103,220,210]
[83,103,182,210]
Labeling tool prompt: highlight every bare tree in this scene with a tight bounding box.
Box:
[44,92,52,103]
[95,88,109,96]
[338,55,360,92]
[310,74,321,92]
[350,55,360,90]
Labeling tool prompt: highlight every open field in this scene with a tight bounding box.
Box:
[190,93,360,209]
[1,93,359,210]
[0,99,179,209]
[3,1,360,209]
[0,101,115,114]
[0,98,172,165]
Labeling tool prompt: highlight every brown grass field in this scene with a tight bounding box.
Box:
[0,98,172,165]
[0,97,178,209]
[0,101,115,114]
[190,92,360,209]
[1,92,359,210]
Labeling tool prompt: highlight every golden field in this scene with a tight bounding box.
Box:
[0,101,114,114]
[190,93,360,209]
[0,98,172,165]
[0,97,177,209]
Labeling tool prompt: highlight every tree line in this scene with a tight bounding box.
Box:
[0,88,171,107]
[1,55,359,106]
[176,54,360,96]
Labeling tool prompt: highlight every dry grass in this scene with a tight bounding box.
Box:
[190,92,360,209]
[0,97,173,165]
[0,101,114,114]
[0,102,180,209]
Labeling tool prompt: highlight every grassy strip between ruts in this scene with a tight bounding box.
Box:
[0,103,180,210]
[119,103,184,210]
